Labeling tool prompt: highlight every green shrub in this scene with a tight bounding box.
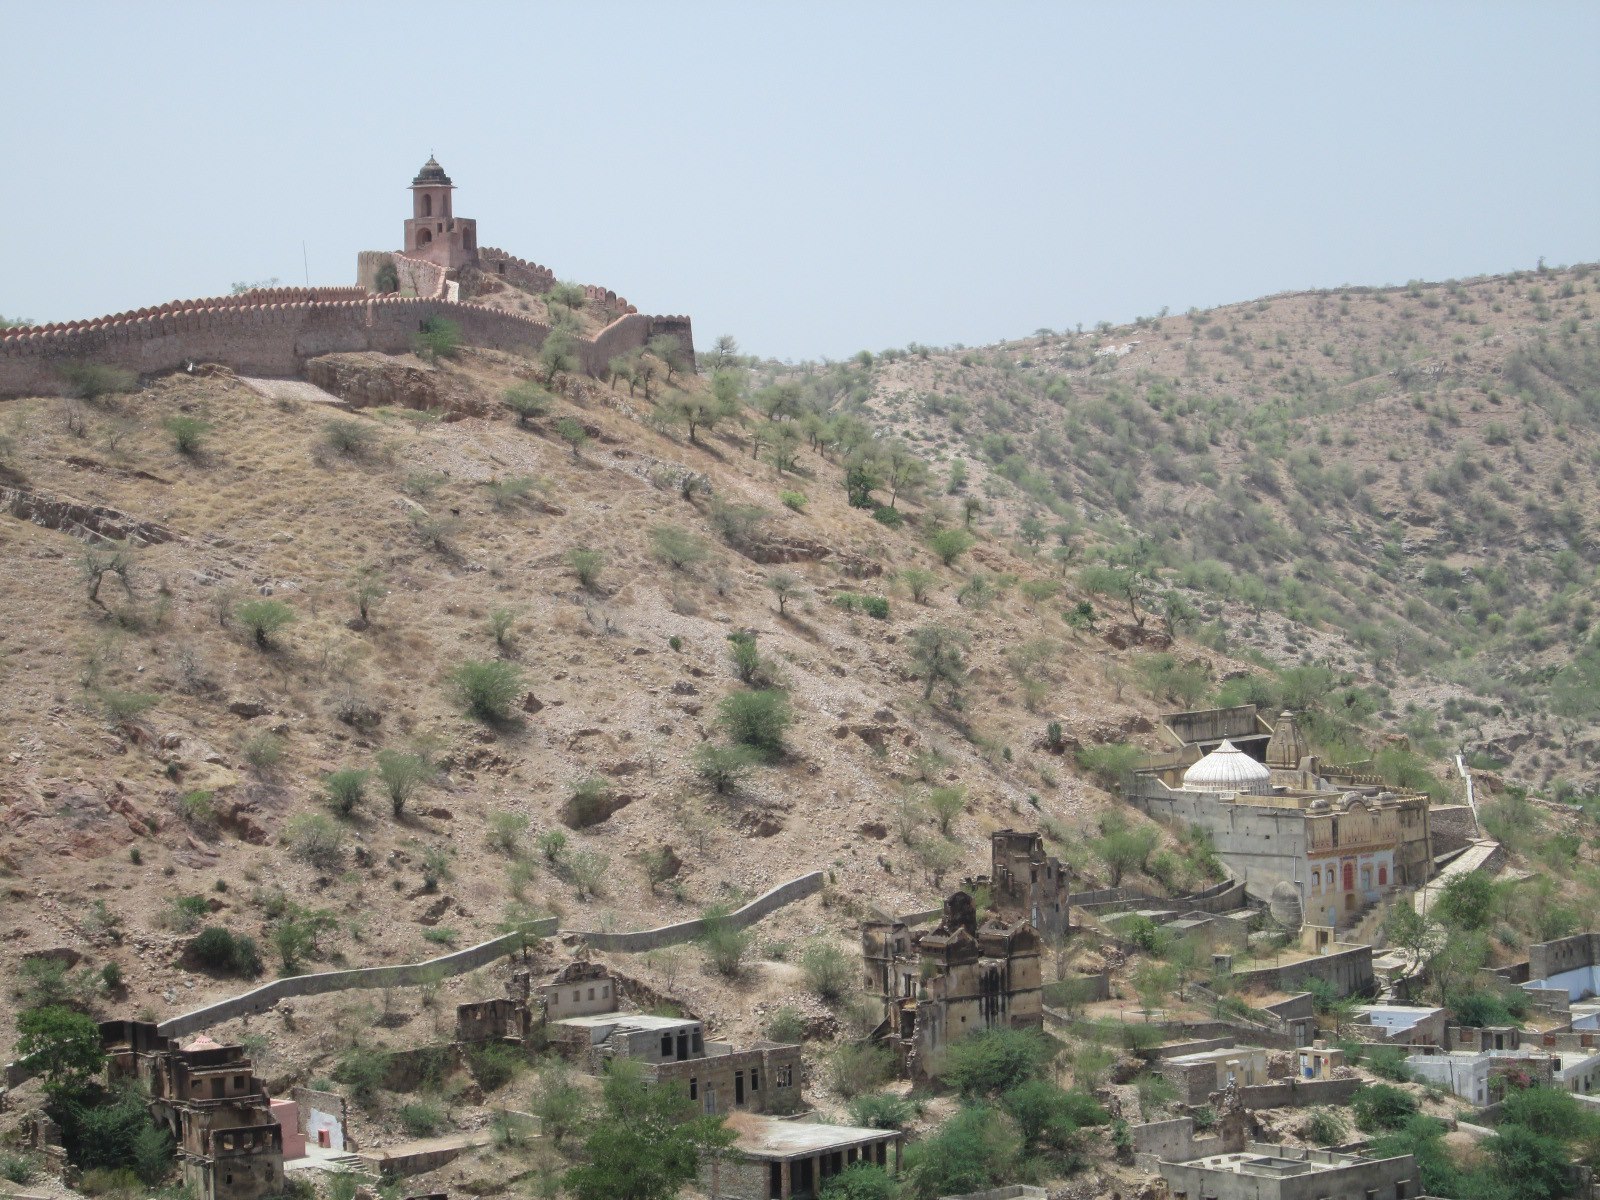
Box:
[940,1027,1053,1098]
[332,1046,391,1104]
[1076,742,1142,787]
[871,505,903,528]
[927,785,967,835]
[555,416,588,457]
[323,418,377,457]
[398,1100,445,1137]
[467,1042,522,1092]
[780,491,807,512]
[829,1043,895,1098]
[487,810,529,855]
[650,524,708,571]
[819,1163,895,1200]
[566,546,604,590]
[1306,1108,1346,1145]
[1352,1083,1418,1132]
[899,1104,1020,1199]
[286,814,344,869]
[240,731,285,772]
[324,768,369,817]
[98,689,158,722]
[927,526,976,566]
[412,316,461,361]
[234,598,294,648]
[834,592,890,619]
[699,905,752,977]
[766,1006,806,1043]
[163,415,210,456]
[716,689,792,755]
[847,1092,922,1130]
[60,362,137,400]
[375,749,435,817]
[0,1153,38,1185]
[900,567,937,604]
[188,926,262,976]
[538,829,568,863]
[504,382,551,426]
[448,659,525,722]
[564,776,615,828]
[799,941,855,1003]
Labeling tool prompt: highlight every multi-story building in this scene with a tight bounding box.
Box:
[100,1022,284,1200]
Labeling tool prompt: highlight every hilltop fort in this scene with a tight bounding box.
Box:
[0,157,692,398]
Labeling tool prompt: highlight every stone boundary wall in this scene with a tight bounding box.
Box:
[566,871,824,952]
[0,293,690,400]
[1071,875,1247,918]
[155,918,560,1040]
[1531,933,1600,982]
[3,869,825,1084]
[1231,943,1375,999]
[1235,1077,1361,1110]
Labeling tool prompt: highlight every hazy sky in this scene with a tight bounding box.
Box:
[3,2,1595,360]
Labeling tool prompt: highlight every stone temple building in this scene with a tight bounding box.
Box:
[1125,707,1432,938]
[863,888,1044,1079]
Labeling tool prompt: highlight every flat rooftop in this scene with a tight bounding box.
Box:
[731,1115,897,1158]
[1184,1150,1360,1178]
[551,1013,699,1032]
[1166,1046,1265,1066]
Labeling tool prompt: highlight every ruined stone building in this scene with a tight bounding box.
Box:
[101,1022,284,1200]
[1125,707,1432,936]
[863,888,1044,1078]
[987,828,1072,939]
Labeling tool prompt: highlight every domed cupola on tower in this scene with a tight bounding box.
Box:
[403,156,478,269]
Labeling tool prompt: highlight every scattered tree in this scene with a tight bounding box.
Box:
[234,599,294,649]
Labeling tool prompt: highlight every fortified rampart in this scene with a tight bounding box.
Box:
[0,293,691,400]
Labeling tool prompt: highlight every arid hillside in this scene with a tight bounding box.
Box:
[0,342,1252,1054]
[794,263,1600,792]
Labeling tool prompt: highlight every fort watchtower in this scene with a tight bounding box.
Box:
[404,156,478,269]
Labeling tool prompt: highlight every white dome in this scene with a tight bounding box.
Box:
[1182,739,1272,794]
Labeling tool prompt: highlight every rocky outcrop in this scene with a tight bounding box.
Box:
[303,352,489,418]
[1,484,179,546]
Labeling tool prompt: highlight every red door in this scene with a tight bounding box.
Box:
[1342,862,1355,891]
[318,1130,330,1149]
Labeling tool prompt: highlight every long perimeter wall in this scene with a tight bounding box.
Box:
[0,282,692,400]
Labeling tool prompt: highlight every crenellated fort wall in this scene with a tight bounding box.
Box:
[0,278,692,399]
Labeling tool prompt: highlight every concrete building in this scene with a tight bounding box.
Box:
[101,1022,285,1200]
[1126,708,1432,932]
[530,960,803,1119]
[863,888,1043,1079]
[705,1114,902,1200]
[1353,1005,1448,1047]
[1156,1143,1418,1200]
[1295,1044,1345,1079]
[1405,1048,1555,1105]
[1159,1046,1269,1105]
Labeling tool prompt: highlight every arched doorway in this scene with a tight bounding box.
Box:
[415,227,432,248]
[421,194,433,217]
